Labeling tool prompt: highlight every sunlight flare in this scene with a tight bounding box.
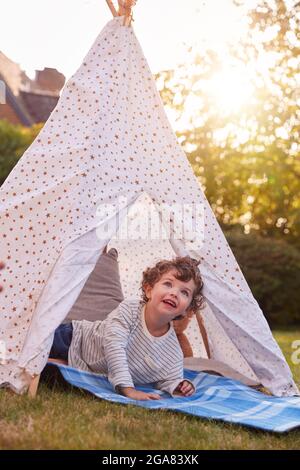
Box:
[204,66,256,115]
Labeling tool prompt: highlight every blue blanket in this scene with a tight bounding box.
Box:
[47,361,300,433]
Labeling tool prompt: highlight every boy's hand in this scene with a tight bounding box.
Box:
[174,380,195,397]
[117,386,161,401]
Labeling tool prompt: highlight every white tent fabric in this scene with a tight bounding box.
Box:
[0,15,298,396]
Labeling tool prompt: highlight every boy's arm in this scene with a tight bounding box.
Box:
[103,303,161,400]
[102,302,135,390]
[155,378,195,397]
[155,340,195,397]
[116,386,160,400]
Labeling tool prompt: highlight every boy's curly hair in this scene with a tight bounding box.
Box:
[140,256,205,314]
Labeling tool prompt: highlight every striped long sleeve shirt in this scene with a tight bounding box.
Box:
[68,298,188,396]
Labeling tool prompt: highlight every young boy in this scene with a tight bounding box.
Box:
[49,256,205,400]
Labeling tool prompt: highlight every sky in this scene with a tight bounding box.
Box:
[0,0,255,81]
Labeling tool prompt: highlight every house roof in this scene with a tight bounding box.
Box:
[0,51,64,126]
[0,71,33,126]
[20,90,59,124]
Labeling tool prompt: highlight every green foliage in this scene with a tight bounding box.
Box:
[186,142,300,247]
[0,119,42,186]
[226,229,300,327]
[156,0,300,246]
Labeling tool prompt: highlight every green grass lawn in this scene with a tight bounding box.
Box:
[0,330,299,450]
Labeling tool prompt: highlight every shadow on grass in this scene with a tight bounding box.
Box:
[40,363,93,399]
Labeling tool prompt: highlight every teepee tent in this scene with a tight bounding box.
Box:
[0,8,298,397]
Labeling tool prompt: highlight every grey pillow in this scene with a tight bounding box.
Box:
[64,247,124,323]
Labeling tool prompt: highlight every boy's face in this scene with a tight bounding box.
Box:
[144,270,196,322]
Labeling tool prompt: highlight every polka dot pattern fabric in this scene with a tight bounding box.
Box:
[0,16,298,396]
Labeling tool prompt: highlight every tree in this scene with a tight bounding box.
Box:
[0,120,42,186]
[156,0,300,245]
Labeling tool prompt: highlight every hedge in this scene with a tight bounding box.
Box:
[226,230,300,327]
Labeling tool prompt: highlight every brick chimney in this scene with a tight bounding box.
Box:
[33,67,65,94]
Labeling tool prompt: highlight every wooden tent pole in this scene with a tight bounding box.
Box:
[196,312,211,359]
[27,359,68,398]
[28,374,41,398]
[105,0,118,17]
[118,1,136,26]
[105,1,137,27]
